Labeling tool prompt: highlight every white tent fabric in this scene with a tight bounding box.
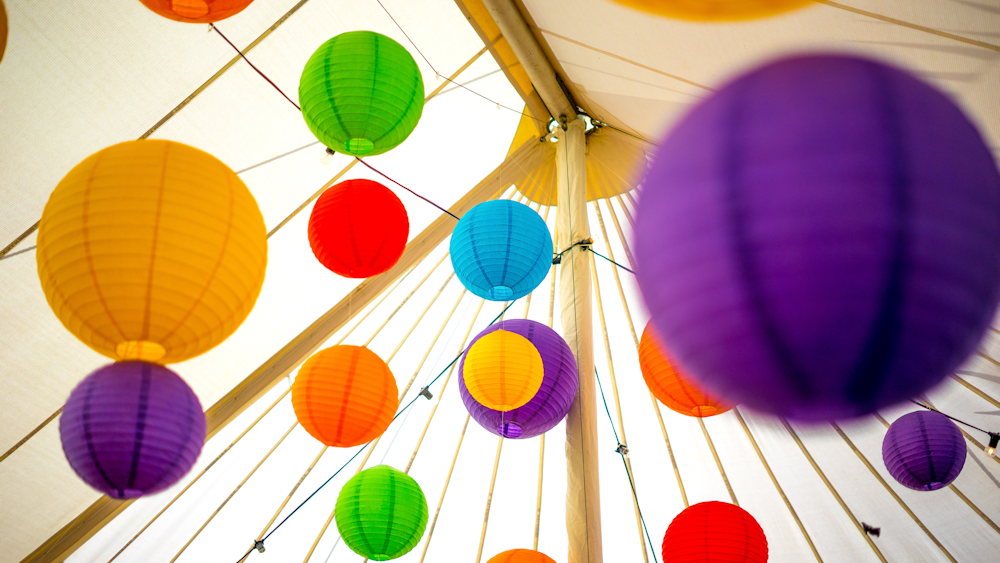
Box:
[2,1,1000,562]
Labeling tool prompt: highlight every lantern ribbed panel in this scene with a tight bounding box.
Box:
[662,501,768,563]
[639,322,730,417]
[59,361,206,499]
[299,31,424,157]
[137,0,255,23]
[487,549,558,563]
[882,411,966,491]
[459,320,577,438]
[607,0,810,21]
[634,54,1000,420]
[308,179,409,278]
[292,345,398,448]
[450,200,553,301]
[36,140,268,365]
[463,330,545,412]
[335,465,428,561]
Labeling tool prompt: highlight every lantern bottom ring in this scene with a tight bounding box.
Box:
[498,422,523,438]
[115,340,166,362]
[347,138,375,155]
[489,285,514,300]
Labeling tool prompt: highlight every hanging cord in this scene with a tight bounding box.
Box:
[588,247,634,274]
[594,368,660,563]
[372,0,545,124]
[210,24,301,110]
[238,300,516,561]
[354,158,460,220]
[909,399,999,438]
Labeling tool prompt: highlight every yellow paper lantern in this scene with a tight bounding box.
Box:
[607,0,811,21]
[462,329,544,412]
[36,140,268,364]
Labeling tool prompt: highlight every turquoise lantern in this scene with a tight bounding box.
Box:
[450,200,553,301]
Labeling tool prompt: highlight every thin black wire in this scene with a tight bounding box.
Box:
[355,158,460,220]
[594,369,661,563]
[588,248,634,274]
[210,24,301,111]
[240,300,516,561]
[372,0,546,125]
[909,399,995,436]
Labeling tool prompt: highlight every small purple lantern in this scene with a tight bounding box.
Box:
[459,320,577,438]
[633,54,1000,420]
[60,361,206,498]
[883,411,966,491]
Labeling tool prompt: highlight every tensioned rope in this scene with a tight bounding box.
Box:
[594,199,688,507]
[594,367,660,563]
[235,299,517,562]
[588,251,650,562]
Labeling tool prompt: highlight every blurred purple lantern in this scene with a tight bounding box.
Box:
[883,411,966,491]
[459,320,577,438]
[60,361,206,498]
[633,54,1000,420]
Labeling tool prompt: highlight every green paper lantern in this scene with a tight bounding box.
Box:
[335,465,429,561]
[299,31,425,157]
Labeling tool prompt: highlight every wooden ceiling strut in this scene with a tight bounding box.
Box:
[479,0,576,122]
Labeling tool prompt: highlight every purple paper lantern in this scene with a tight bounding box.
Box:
[60,361,206,498]
[459,320,577,438]
[883,411,966,491]
[634,54,1000,420]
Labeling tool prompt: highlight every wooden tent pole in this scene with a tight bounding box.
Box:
[419,414,473,563]
[475,436,506,563]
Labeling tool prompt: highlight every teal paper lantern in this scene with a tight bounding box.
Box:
[299,31,424,157]
[450,200,553,301]
[335,465,429,561]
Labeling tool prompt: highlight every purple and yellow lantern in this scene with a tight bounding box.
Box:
[459,319,577,438]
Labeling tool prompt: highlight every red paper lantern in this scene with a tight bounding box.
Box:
[662,501,768,563]
[137,0,255,23]
[308,179,409,278]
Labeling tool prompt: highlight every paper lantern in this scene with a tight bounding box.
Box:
[300,31,424,157]
[639,322,730,417]
[606,0,810,21]
[450,200,553,301]
[463,329,545,412]
[36,140,267,365]
[307,179,409,278]
[1,0,7,66]
[634,54,1000,420]
[292,345,398,447]
[137,0,255,23]
[662,501,768,563]
[488,549,557,563]
[60,361,206,499]
[460,320,577,438]
[883,411,966,491]
[335,465,428,561]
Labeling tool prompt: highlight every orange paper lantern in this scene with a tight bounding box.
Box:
[607,0,810,21]
[292,345,398,447]
[463,330,544,412]
[137,0,255,23]
[488,549,557,563]
[639,322,731,417]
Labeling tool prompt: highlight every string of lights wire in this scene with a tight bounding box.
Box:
[595,368,661,563]
[236,300,516,562]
